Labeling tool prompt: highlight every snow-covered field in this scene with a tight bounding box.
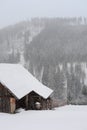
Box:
[0,105,87,130]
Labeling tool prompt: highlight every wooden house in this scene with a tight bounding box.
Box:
[0,64,53,113]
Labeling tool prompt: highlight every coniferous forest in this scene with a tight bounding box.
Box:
[0,17,87,104]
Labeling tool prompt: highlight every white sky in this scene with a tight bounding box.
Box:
[0,0,87,28]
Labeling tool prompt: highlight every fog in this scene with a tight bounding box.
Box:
[0,0,87,28]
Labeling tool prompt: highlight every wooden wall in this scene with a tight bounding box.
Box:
[19,91,52,110]
[0,83,16,113]
[0,83,52,113]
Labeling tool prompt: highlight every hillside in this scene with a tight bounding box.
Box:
[0,17,87,104]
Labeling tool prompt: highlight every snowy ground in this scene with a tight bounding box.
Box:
[0,105,87,130]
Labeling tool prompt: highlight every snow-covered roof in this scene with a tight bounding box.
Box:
[0,64,53,99]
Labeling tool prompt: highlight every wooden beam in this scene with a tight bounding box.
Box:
[25,95,28,110]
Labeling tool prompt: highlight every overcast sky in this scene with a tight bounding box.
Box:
[0,0,87,28]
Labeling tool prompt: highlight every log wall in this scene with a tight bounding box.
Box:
[19,91,52,110]
[0,83,16,113]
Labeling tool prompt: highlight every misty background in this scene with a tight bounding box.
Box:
[0,0,87,105]
[0,0,87,28]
